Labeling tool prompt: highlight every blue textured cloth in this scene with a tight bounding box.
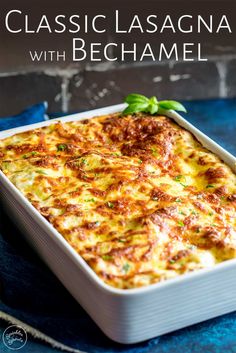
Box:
[0,99,236,353]
[0,102,48,130]
[183,99,236,156]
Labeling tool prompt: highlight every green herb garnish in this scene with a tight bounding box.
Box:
[174,175,183,182]
[81,158,87,165]
[151,147,159,157]
[206,184,214,188]
[23,151,38,159]
[178,221,185,227]
[36,170,48,175]
[84,198,95,203]
[57,144,67,151]
[122,93,186,115]
[174,175,188,187]
[102,255,113,261]
[107,201,114,209]
[118,238,126,243]
[122,263,131,274]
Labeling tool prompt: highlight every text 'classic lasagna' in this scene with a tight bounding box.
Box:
[0,113,236,289]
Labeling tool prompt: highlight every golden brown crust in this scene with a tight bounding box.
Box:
[0,112,236,289]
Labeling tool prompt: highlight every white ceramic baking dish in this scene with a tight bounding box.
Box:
[0,104,236,344]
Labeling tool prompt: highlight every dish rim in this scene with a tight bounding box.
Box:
[0,102,236,296]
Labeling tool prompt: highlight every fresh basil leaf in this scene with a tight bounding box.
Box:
[148,103,158,115]
[123,102,149,115]
[158,100,187,113]
[57,143,67,151]
[149,96,158,105]
[122,93,187,116]
[125,94,149,104]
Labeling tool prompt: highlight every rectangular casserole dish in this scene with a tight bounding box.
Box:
[0,103,236,344]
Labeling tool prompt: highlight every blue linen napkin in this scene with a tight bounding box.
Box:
[0,102,48,131]
[0,99,236,353]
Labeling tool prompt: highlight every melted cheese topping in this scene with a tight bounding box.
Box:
[0,113,236,289]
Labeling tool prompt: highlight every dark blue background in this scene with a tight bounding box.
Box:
[0,99,236,353]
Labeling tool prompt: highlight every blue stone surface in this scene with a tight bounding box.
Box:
[0,99,236,353]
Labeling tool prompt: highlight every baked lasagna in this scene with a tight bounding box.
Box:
[0,113,236,289]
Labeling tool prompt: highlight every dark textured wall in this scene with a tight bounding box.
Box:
[0,0,235,116]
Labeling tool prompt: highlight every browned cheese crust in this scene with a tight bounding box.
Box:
[0,113,236,288]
